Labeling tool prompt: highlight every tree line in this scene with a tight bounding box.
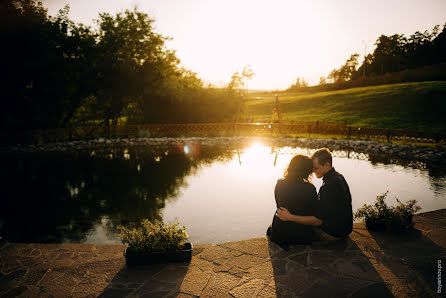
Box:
[1,0,242,131]
[330,24,446,82]
[288,24,446,91]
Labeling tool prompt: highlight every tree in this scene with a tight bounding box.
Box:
[286,76,309,91]
[319,76,327,85]
[353,54,374,80]
[89,8,172,127]
[50,6,98,127]
[228,71,243,95]
[241,65,255,93]
[328,54,359,83]
[0,1,96,130]
[369,34,406,75]
[341,54,360,80]
[432,23,446,64]
[227,65,255,95]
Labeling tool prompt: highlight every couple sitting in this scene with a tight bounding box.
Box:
[268,148,353,246]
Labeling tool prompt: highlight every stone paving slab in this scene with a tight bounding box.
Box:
[1,209,445,297]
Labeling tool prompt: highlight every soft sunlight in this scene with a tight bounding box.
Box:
[238,142,273,169]
[228,141,289,181]
[4,1,446,295]
[42,0,446,89]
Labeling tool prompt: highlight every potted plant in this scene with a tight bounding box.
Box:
[354,191,393,231]
[390,199,421,232]
[118,219,193,266]
[354,191,422,232]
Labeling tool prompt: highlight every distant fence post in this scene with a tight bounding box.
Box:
[275,95,282,123]
[387,129,391,143]
[275,95,282,136]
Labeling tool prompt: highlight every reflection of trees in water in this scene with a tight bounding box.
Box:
[1,140,444,243]
[0,144,234,243]
[424,163,446,195]
[346,150,446,194]
[367,154,446,194]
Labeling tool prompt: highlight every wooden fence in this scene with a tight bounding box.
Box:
[3,121,446,145]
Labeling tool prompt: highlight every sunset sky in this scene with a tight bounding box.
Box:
[42,0,446,90]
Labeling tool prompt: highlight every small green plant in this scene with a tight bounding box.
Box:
[354,191,422,231]
[391,199,422,230]
[118,219,189,255]
[354,191,393,221]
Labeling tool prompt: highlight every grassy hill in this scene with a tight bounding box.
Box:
[244,81,446,132]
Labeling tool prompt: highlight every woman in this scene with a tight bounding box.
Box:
[269,154,317,245]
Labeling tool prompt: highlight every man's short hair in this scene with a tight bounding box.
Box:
[311,148,332,166]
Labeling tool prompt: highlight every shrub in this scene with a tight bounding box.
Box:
[391,199,422,230]
[354,191,422,231]
[354,191,393,221]
[117,219,189,254]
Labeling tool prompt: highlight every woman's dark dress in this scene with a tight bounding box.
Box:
[270,179,318,244]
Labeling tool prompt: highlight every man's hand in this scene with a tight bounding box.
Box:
[276,208,323,226]
[276,207,292,221]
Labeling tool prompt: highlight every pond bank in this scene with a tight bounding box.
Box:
[2,136,446,165]
[1,209,445,297]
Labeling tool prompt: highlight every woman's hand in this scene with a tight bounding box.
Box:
[276,207,292,221]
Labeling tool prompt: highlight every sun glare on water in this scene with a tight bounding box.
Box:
[226,141,289,181]
[240,142,271,162]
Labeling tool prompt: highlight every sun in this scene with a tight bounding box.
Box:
[225,141,275,180]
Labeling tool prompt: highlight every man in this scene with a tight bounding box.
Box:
[276,148,353,240]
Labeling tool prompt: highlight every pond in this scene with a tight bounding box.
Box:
[1,138,445,244]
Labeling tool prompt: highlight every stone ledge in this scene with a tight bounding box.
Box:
[0,209,445,297]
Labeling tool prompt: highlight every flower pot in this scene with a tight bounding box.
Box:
[390,214,414,233]
[365,218,387,231]
[124,242,193,266]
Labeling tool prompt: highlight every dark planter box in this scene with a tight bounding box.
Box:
[390,215,414,233]
[124,242,193,266]
[365,218,387,231]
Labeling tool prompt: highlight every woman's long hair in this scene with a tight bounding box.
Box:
[283,154,313,183]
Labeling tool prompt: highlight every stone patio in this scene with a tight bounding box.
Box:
[1,209,445,297]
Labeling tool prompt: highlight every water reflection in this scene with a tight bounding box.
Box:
[0,144,234,243]
[162,143,446,244]
[0,140,445,244]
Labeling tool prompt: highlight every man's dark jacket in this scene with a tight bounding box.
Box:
[315,168,353,237]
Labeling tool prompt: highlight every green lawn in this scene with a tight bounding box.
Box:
[244,81,446,132]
